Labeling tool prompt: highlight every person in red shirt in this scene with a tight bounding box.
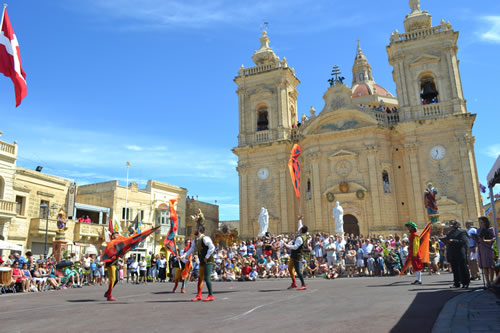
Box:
[240,262,252,280]
[12,262,29,292]
[405,222,423,285]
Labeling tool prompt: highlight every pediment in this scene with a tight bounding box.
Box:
[302,107,378,136]
[410,54,441,67]
[328,149,358,160]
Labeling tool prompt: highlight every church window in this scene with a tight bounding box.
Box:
[382,170,392,193]
[306,179,312,200]
[359,73,364,81]
[257,109,269,131]
[420,76,439,105]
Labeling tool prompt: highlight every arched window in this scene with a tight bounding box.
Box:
[0,176,4,200]
[420,76,439,105]
[382,170,391,193]
[257,109,269,131]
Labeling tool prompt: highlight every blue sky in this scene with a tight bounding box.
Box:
[0,0,499,220]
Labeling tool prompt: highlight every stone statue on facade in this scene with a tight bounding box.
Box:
[56,209,68,232]
[409,0,420,12]
[257,207,269,237]
[332,201,344,235]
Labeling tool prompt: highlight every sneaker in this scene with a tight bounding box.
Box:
[202,295,214,302]
[287,283,297,289]
[411,280,422,285]
[192,295,203,302]
[181,288,185,294]
[297,285,307,290]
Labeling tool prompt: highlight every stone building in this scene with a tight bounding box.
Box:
[76,180,187,257]
[233,2,482,238]
[185,199,219,239]
[0,138,18,255]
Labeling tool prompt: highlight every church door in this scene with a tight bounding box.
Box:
[343,214,360,236]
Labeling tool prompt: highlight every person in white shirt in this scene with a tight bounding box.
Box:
[181,224,215,302]
[139,258,147,284]
[285,223,308,290]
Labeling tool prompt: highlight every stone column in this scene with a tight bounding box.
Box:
[310,152,322,232]
[404,143,426,225]
[366,144,382,228]
[237,164,250,238]
[53,231,67,262]
[279,164,289,235]
[457,135,481,219]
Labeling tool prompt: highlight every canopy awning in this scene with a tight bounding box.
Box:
[0,240,23,251]
[487,155,500,188]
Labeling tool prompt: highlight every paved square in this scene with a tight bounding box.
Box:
[0,274,479,333]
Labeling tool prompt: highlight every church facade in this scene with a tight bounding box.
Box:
[232,2,483,238]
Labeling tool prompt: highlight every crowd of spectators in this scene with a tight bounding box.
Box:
[1,221,498,295]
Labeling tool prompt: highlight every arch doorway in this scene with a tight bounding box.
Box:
[344,214,360,236]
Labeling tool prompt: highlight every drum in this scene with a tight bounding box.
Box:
[0,267,12,286]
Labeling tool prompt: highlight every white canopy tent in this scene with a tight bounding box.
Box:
[486,155,500,263]
[0,240,23,251]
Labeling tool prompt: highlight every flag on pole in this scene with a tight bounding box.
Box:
[288,144,302,201]
[400,222,432,274]
[164,198,180,257]
[112,213,122,234]
[0,7,27,107]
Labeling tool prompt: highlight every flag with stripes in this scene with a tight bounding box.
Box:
[288,144,302,201]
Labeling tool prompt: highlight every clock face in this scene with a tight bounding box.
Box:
[257,168,269,180]
[430,145,446,160]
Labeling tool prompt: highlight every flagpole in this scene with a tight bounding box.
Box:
[125,161,130,232]
[0,4,7,30]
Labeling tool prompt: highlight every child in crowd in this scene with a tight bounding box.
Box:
[367,254,375,276]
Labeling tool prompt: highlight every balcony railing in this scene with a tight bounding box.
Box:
[0,199,16,215]
[422,103,441,118]
[391,23,452,44]
[74,222,104,240]
[0,140,15,155]
[370,111,400,126]
[30,218,59,236]
[255,130,271,143]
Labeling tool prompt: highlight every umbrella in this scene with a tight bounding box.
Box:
[55,260,73,269]
[0,240,22,251]
[102,226,160,263]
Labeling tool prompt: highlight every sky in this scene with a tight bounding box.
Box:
[0,0,499,220]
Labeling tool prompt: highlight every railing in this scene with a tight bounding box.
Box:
[371,111,400,126]
[422,103,441,118]
[0,199,15,214]
[391,24,451,43]
[74,222,104,239]
[30,218,59,235]
[240,62,283,76]
[0,140,15,155]
[290,128,301,141]
[255,130,271,143]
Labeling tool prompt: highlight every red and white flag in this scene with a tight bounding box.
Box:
[0,7,27,107]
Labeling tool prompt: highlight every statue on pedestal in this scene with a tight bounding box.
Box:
[258,207,269,237]
[56,209,68,232]
[409,0,421,12]
[424,183,440,223]
[332,201,344,235]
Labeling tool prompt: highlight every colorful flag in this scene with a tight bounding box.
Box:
[164,198,180,257]
[112,213,122,233]
[0,7,27,107]
[288,144,302,201]
[400,222,432,274]
[102,226,160,263]
[480,184,486,193]
[181,236,192,280]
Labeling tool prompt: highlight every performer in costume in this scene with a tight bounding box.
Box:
[405,222,423,285]
[285,223,308,290]
[104,232,119,301]
[173,239,191,293]
[181,224,215,301]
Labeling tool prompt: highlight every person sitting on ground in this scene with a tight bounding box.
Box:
[31,263,47,291]
[325,264,339,279]
[21,263,34,292]
[61,265,82,288]
[278,260,288,278]
[248,267,258,281]
[239,262,252,281]
[12,262,29,292]
[306,258,318,277]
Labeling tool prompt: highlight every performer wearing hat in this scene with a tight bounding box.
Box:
[405,222,423,285]
[285,224,308,290]
[104,232,119,301]
[181,224,215,301]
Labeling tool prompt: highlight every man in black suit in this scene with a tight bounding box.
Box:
[441,220,470,288]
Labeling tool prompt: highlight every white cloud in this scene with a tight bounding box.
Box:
[126,145,143,151]
[480,16,500,43]
[485,144,500,158]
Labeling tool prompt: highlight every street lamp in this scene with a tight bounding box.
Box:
[40,203,58,257]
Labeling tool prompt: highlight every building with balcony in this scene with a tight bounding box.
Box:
[233,1,482,238]
[0,137,18,259]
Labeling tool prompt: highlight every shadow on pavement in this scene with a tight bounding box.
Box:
[390,289,464,333]
[67,299,97,303]
[258,289,283,292]
[366,281,409,287]
[146,300,193,303]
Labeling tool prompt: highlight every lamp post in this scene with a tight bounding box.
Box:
[40,203,58,257]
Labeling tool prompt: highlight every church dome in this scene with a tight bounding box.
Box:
[352,82,393,98]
